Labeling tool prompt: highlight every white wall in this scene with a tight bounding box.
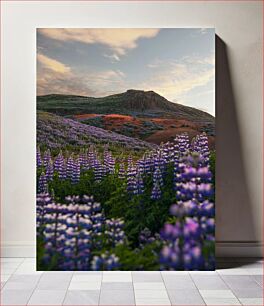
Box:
[1,1,262,257]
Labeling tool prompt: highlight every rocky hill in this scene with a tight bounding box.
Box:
[37,89,215,125]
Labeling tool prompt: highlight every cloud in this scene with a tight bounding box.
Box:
[103,53,120,62]
[38,28,160,55]
[143,54,215,103]
[37,53,71,74]
[37,53,126,96]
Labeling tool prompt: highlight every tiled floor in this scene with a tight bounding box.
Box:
[0,258,263,305]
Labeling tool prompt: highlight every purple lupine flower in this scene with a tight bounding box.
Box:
[126,164,137,195]
[139,228,160,247]
[43,149,51,167]
[105,218,126,246]
[71,158,80,184]
[36,193,52,234]
[36,147,42,168]
[136,172,144,194]
[54,151,64,172]
[103,145,115,174]
[94,159,103,182]
[160,133,215,271]
[79,150,88,170]
[91,252,120,271]
[38,172,48,193]
[153,167,163,187]
[66,155,74,180]
[87,145,96,168]
[151,181,161,200]
[59,161,67,180]
[46,160,54,181]
[118,163,126,179]
[192,133,210,165]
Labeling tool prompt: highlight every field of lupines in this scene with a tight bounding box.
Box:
[37,131,215,271]
[37,111,155,152]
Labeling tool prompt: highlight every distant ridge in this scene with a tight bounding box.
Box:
[37,89,214,125]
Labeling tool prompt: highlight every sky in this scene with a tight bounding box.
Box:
[37,28,215,116]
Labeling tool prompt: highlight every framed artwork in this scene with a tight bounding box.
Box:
[36,28,215,271]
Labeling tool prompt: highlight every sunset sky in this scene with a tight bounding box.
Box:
[37,28,215,115]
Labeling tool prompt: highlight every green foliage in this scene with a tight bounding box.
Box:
[37,150,215,271]
[80,116,104,128]
[112,242,162,271]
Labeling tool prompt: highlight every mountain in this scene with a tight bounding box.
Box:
[37,89,215,125]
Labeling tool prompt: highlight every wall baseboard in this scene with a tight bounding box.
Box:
[1,241,263,258]
[216,242,263,257]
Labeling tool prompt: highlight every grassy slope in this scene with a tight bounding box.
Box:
[37,91,215,124]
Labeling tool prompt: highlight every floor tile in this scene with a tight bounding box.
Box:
[189,271,217,275]
[191,275,228,290]
[28,289,66,305]
[135,298,171,305]
[103,272,132,282]
[37,273,72,290]
[161,271,189,275]
[231,288,263,298]
[63,290,100,305]
[69,281,101,290]
[132,272,163,282]
[74,271,102,275]
[199,289,237,298]
[203,298,241,305]
[1,275,11,282]
[167,289,205,305]
[1,262,21,269]
[135,289,169,299]
[101,282,133,290]
[14,263,42,275]
[99,289,135,305]
[8,274,41,283]
[245,268,263,275]
[239,298,264,305]
[217,268,248,275]
[71,274,101,282]
[3,280,37,291]
[221,275,261,289]
[252,275,263,287]
[23,258,36,263]
[134,282,166,290]
[1,288,33,305]
[1,267,18,274]
[162,275,196,289]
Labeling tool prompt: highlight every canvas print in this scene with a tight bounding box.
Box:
[37,28,215,271]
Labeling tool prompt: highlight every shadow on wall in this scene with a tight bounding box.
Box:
[215,36,258,259]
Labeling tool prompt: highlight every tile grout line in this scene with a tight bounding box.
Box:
[217,271,243,305]
[160,271,172,306]
[249,274,263,289]
[0,259,26,298]
[97,271,103,306]
[131,271,136,306]
[1,257,27,289]
[188,272,208,305]
[25,265,46,305]
[61,271,74,306]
